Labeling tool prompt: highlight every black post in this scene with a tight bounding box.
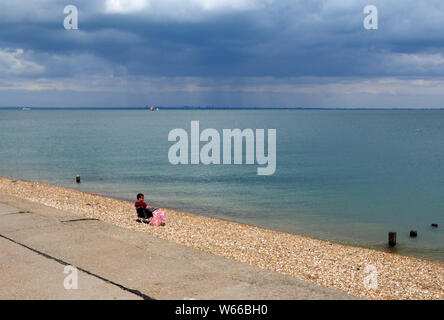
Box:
[388,232,397,247]
[76,175,81,183]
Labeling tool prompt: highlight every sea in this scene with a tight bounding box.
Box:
[0,108,443,263]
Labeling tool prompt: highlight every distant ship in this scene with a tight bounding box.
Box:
[146,105,159,111]
[21,107,31,111]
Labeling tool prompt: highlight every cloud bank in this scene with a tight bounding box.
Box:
[1,0,444,108]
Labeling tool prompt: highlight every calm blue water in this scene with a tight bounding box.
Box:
[0,109,443,263]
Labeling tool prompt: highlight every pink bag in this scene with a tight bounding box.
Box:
[150,209,165,226]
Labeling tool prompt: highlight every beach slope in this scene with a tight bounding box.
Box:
[0,177,442,300]
[0,192,353,300]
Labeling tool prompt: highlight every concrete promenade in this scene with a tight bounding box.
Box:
[0,192,355,300]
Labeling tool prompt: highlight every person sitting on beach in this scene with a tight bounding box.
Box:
[135,193,154,223]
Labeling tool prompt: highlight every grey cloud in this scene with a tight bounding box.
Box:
[1,0,444,108]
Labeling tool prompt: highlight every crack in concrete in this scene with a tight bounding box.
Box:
[0,233,154,300]
[60,218,100,223]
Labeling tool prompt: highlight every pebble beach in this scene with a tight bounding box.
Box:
[0,177,442,300]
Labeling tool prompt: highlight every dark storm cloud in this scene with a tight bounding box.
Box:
[1,0,444,108]
[0,0,443,78]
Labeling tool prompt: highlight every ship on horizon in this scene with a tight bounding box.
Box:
[146,105,159,111]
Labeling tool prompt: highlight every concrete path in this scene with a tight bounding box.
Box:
[0,192,356,300]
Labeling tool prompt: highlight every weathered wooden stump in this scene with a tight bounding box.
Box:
[388,232,397,247]
[409,230,417,238]
[76,175,81,183]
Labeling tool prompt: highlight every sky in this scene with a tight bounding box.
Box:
[1,0,444,108]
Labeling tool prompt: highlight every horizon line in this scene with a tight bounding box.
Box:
[1,106,444,111]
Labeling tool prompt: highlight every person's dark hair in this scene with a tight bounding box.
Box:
[137,193,144,200]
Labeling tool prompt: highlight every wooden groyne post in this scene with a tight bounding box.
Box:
[388,232,397,247]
